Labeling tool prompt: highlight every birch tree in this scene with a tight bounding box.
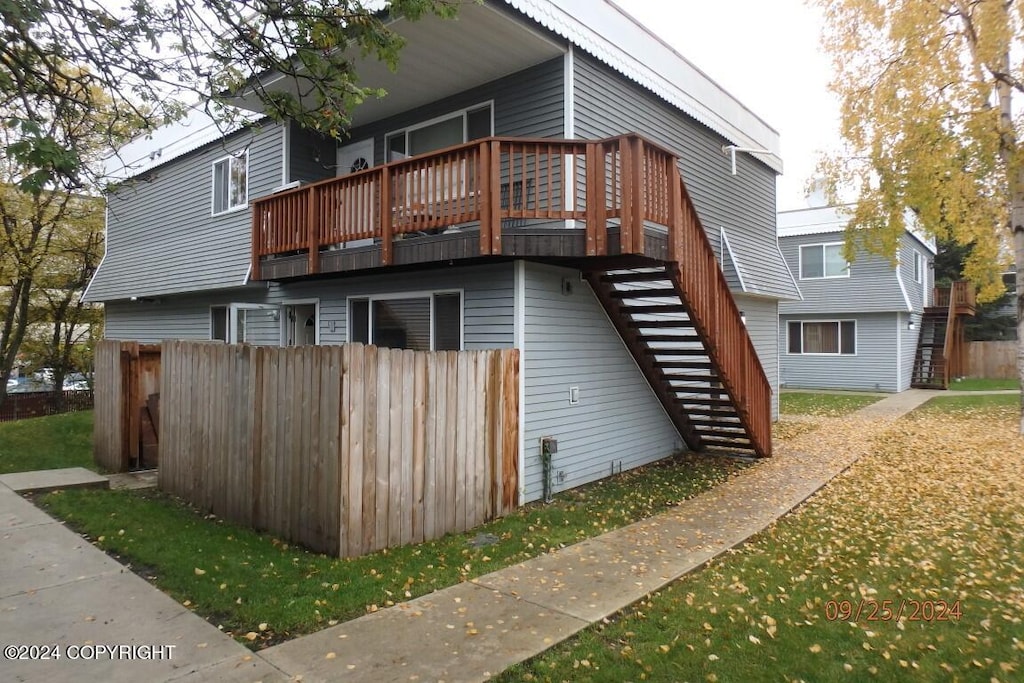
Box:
[815,0,1024,431]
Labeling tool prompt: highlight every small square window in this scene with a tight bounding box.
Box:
[800,243,849,279]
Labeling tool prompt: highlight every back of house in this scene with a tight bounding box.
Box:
[777,203,936,392]
[86,0,800,504]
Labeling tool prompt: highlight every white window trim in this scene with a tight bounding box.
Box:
[210,302,278,343]
[211,150,249,216]
[799,241,850,280]
[346,289,465,351]
[384,101,495,159]
[787,319,858,356]
[913,250,923,284]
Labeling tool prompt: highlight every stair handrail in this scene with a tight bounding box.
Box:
[667,170,772,458]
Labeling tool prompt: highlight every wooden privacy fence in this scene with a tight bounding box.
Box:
[93,340,161,471]
[159,341,519,558]
[967,341,1018,379]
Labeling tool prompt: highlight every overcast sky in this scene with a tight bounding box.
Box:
[615,0,840,211]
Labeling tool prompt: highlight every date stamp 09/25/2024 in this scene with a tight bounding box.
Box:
[825,599,962,623]
[3,644,176,661]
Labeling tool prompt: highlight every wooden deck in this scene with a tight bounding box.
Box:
[252,133,773,458]
[911,281,976,389]
[252,134,683,279]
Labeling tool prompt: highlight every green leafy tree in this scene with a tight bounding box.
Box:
[1,0,459,191]
[815,0,1024,431]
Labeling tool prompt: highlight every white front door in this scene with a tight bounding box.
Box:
[336,138,375,177]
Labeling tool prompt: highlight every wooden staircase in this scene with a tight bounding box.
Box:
[587,265,766,457]
[911,281,976,389]
[583,171,773,459]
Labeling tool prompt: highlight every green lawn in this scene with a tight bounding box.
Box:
[917,393,1021,412]
[39,452,746,648]
[0,410,95,475]
[948,377,1020,391]
[502,405,1024,682]
[780,391,883,416]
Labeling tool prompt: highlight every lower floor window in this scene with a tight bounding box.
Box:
[349,291,461,351]
[788,320,856,355]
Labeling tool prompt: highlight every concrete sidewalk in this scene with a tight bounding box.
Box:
[0,477,286,682]
[1,389,938,682]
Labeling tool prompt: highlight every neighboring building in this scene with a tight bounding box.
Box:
[85,0,799,503]
[778,203,937,392]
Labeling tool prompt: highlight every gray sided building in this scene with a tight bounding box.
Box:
[86,0,799,503]
[778,204,936,393]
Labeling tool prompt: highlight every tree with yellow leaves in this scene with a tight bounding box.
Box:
[815,0,1024,432]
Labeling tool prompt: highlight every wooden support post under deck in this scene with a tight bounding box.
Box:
[380,168,392,266]
[307,187,320,275]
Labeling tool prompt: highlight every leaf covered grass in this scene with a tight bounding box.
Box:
[780,391,883,416]
[947,377,1020,391]
[501,406,1024,682]
[0,410,95,475]
[917,393,1020,413]
[38,451,746,648]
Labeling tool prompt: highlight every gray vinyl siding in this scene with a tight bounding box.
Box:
[102,264,514,349]
[348,57,565,166]
[779,313,899,392]
[778,232,910,314]
[521,262,678,504]
[572,53,798,301]
[898,233,931,313]
[735,295,780,420]
[898,312,917,392]
[87,121,284,302]
[288,121,336,185]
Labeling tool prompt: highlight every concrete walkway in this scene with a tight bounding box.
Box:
[0,388,948,682]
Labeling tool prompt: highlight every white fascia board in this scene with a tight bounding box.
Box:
[506,0,782,173]
[719,227,747,292]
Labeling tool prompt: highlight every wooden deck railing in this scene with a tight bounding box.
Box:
[933,280,976,315]
[251,134,687,278]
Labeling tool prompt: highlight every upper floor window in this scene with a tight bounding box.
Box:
[799,242,849,279]
[348,291,462,351]
[385,103,493,161]
[913,251,923,284]
[212,151,248,215]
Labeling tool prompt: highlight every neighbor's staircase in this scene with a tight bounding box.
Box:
[911,281,976,389]
[582,173,772,458]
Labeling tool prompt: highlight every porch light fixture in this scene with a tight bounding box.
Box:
[908,320,915,330]
[722,145,775,176]
[740,311,746,325]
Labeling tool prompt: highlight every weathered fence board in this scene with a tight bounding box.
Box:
[158,341,519,558]
[967,341,1019,380]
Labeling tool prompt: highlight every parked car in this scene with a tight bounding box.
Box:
[63,374,91,391]
[5,378,17,390]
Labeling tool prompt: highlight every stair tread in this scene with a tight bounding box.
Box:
[598,271,669,283]
[609,288,678,298]
[621,304,689,314]
[628,320,695,328]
